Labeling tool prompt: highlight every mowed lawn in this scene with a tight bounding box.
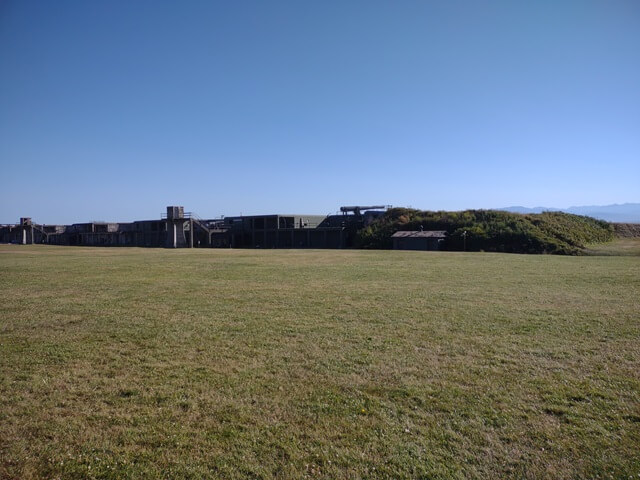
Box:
[1,245,639,480]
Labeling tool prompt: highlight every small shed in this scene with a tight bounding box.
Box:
[391,230,447,251]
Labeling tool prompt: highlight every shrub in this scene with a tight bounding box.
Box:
[355,209,614,255]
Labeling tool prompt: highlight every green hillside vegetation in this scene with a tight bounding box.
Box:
[356,209,614,254]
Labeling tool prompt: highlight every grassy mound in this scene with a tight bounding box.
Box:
[613,223,640,238]
[356,209,614,254]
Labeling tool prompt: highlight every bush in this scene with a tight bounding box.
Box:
[355,209,614,255]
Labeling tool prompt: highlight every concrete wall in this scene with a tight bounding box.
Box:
[3,207,381,249]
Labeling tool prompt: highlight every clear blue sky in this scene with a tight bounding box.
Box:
[1,1,638,223]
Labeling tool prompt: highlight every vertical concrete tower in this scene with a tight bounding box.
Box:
[20,218,33,245]
[165,206,188,248]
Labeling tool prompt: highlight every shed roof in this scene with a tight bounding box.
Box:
[391,230,447,238]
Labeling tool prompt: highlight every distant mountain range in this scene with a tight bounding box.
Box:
[497,203,640,223]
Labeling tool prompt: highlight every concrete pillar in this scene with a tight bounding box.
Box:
[173,222,177,248]
[189,218,194,248]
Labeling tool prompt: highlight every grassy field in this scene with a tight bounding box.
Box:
[1,245,639,479]
[585,237,640,256]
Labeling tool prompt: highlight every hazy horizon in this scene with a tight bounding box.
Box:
[2,202,639,226]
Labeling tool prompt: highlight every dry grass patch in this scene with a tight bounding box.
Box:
[585,237,640,256]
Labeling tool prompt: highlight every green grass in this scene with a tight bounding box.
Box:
[1,245,639,479]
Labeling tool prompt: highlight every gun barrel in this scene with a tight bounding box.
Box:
[340,205,387,214]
